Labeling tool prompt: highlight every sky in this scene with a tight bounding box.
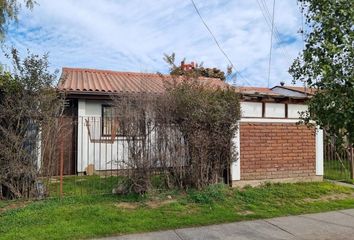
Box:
[0,0,305,87]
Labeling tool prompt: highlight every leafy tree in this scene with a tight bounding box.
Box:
[0,0,35,39]
[164,53,232,81]
[289,0,354,145]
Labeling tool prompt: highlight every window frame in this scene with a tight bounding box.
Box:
[101,104,146,137]
[101,104,121,137]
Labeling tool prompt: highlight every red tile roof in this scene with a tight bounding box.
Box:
[58,67,228,95]
[58,67,312,100]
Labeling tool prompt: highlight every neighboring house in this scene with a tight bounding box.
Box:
[271,85,316,97]
[57,67,323,186]
[234,85,322,186]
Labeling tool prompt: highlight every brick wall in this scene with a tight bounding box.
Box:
[240,123,316,180]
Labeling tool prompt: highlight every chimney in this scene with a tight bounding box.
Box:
[280,81,285,86]
[181,61,196,71]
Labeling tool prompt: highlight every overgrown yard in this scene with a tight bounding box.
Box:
[324,160,351,183]
[1,181,354,240]
[324,160,354,184]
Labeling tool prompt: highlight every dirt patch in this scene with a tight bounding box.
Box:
[75,178,88,182]
[304,192,354,203]
[146,199,177,208]
[0,201,30,214]
[49,178,60,183]
[115,197,178,210]
[238,210,254,216]
[115,202,139,210]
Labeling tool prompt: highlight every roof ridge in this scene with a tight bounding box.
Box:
[58,67,229,95]
[62,67,171,77]
[61,67,223,81]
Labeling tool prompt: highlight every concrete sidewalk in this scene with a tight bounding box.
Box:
[98,209,354,240]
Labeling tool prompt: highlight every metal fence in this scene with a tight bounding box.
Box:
[323,132,353,182]
[39,116,190,198]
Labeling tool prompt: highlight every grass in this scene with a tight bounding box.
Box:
[324,159,353,184]
[46,175,123,197]
[343,179,354,184]
[1,181,354,240]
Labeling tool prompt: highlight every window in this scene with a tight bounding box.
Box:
[101,105,145,137]
[102,105,117,136]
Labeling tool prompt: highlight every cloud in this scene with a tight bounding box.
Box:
[0,0,304,87]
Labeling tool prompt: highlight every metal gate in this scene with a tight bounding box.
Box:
[324,132,353,182]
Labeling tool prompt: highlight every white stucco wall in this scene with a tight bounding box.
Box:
[240,102,262,118]
[231,122,240,181]
[241,101,309,119]
[316,127,324,176]
[288,104,308,119]
[77,100,129,173]
[265,103,285,118]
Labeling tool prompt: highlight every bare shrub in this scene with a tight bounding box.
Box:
[0,49,64,199]
[162,80,240,189]
[111,77,240,193]
[111,94,158,194]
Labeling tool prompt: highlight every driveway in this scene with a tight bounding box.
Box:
[96,209,354,240]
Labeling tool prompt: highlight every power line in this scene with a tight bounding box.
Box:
[267,0,276,88]
[256,0,291,60]
[259,0,283,48]
[260,0,287,58]
[190,0,252,86]
[257,0,271,28]
[190,0,233,68]
[256,0,298,87]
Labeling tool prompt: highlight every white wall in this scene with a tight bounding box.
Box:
[265,103,285,118]
[77,100,184,173]
[288,104,308,119]
[240,102,262,118]
[231,123,240,180]
[241,101,309,119]
[316,127,324,176]
[77,100,128,172]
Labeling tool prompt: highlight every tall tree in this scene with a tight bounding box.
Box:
[0,0,35,39]
[289,0,354,145]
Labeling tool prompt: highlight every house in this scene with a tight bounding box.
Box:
[57,67,323,186]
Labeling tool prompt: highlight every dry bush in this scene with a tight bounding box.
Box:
[111,78,240,193]
[0,49,64,199]
[162,80,240,189]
